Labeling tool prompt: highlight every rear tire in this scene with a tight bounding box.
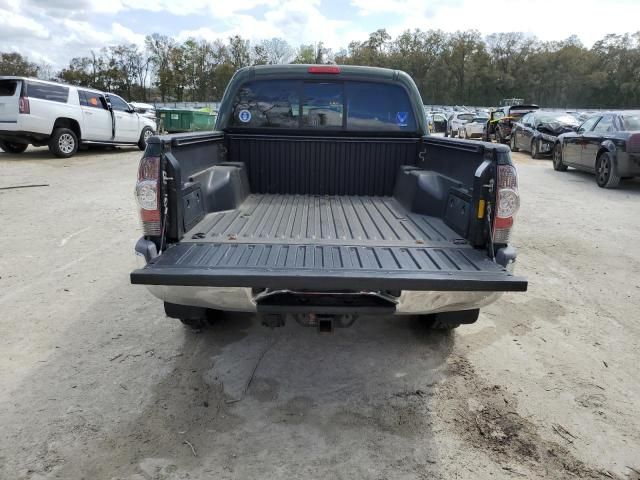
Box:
[510,135,519,152]
[48,128,78,158]
[164,302,221,330]
[422,309,479,331]
[595,151,620,188]
[424,315,460,331]
[138,127,153,151]
[179,309,221,330]
[531,139,541,159]
[552,143,567,171]
[0,140,28,154]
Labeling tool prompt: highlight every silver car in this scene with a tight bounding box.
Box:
[459,115,489,139]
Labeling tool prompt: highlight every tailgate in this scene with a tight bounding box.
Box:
[131,242,527,292]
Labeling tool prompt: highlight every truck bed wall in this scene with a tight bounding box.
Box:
[225,134,421,196]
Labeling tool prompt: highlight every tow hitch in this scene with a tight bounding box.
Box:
[294,313,357,334]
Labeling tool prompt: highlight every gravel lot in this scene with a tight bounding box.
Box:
[1,145,639,480]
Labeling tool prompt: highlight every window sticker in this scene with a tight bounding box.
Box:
[239,109,252,123]
[396,111,408,127]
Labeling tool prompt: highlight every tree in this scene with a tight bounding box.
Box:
[146,34,175,101]
[0,52,39,76]
[228,35,251,69]
[259,38,294,64]
[292,44,317,64]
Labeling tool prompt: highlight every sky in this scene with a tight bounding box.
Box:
[1,0,640,68]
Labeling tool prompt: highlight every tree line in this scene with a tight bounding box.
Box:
[2,29,640,108]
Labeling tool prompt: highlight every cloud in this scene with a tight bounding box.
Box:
[111,22,146,46]
[0,10,50,40]
[176,1,357,50]
[351,0,640,47]
[2,0,640,71]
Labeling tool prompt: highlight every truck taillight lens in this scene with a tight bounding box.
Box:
[19,96,30,114]
[493,164,520,244]
[135,155,161,236]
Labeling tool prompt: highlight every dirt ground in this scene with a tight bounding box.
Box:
[1,145,639,480]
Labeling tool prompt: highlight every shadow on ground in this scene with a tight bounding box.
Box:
[2,284,455,480]
[0,145,140,162]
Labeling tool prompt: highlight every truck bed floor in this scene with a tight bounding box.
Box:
[185,194,461,247]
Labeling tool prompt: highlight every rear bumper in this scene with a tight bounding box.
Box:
[0,129,50,145]
[617,152,640,177]
[133,238,522,315]
[143,284,504,315]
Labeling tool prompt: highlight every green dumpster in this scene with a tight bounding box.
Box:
[157,109,216,133]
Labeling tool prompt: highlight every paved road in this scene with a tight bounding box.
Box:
[1,146,638,479]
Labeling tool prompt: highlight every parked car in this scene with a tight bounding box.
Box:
[510,111,580,158]
[130,102,157,121]
[130,64,527,332]
[445,111,474,137]
[426,111,448,134]
[553,111,640,188]
[485,104,539,143]
[459,114,489,139]
[0,77,156,158]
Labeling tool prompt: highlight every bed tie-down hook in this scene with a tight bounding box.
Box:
[418,148,427,163]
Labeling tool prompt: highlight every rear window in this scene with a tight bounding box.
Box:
[457,113,474,121]
[0,80,19,96]
[346,82,416,131]
[621,114,640,131]
[26,81,69,103]
[229,79,417,132]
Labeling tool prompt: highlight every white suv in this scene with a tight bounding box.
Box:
[0,77,156,158]
[445,111,475,138]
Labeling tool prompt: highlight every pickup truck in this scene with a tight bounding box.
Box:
[130,65,527,332]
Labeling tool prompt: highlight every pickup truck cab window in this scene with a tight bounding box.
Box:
[302,82,343,128]
[231,79,300,128]
[229,79,417,132]
[346,82,416,131]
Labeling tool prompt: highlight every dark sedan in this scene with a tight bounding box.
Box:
[552,111,640,188]
[511,112,580,158]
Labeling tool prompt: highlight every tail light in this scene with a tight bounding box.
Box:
[493,164,520,244]
[135,155,162,236]
[308,65,341,74]
[19,96,30,114]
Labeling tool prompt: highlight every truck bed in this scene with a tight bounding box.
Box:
[184,194,461,246]
[131,194,527,292]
